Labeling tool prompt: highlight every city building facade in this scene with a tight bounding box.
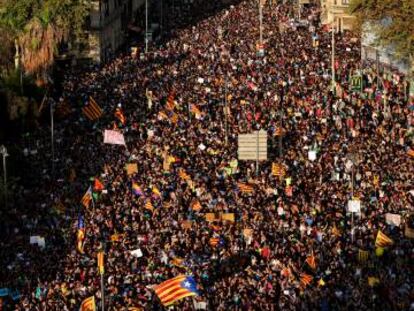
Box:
[320,0,354,32]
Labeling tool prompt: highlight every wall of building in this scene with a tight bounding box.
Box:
[320,0,354,32]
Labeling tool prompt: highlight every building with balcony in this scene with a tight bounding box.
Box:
[320,0,355,32]
[59,0,145,64]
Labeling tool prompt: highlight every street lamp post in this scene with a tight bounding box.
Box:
[259,1,263,45]
[50,99,55,177]
[0,145,8,208]
[331,22,336,92]
[145,0,149,53]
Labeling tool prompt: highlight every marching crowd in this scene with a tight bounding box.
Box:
[1,0,413,310]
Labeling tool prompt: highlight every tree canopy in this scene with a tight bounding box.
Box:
[0,0,90,75]
[349,0,414,64]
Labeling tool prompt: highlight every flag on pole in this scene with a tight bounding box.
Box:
[132,183,144,196]
[77,215,85,254]
[300,273,313,287]
[305,254,316,270]
[80,296,96,311]
[375,230,394,248]
[103,130,126,145]
[190,104,202,118]
[237,182,254,194]
[154,275,198,307]
[114,108,126,125]
[358,249,369,262]
[81,186,93,208]
[94,178,104,191]
[97,251,104,275]
[82,97,103,121]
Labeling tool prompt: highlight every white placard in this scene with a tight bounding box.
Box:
[197,77,204,84]
[104,130,126,145]
[130,248,143,258]
[385,213,401,226]
[347,200,361,213]
[308,150,317,161]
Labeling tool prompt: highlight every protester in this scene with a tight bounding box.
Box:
[1,0,413,310]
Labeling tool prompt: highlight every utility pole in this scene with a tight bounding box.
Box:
[224,75,229,146]
[145,0,148,53]
[0,145,8,209]
[331,22,335,92]
[50,99,55,177]
[259,1,263,45]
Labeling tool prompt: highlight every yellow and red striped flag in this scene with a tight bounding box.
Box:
[190,104,201,116]
[82,97,103,121]
[191,200,202,212]
[407,148,414,158]
[158,110,168,120]
[209,237,220,247]
[114,108,126,125]
[305,254,316,270]
[272,163,285,177]
[80,296,96,311]
[152,186,161,198]
[81,186,93,208]
[237,182,254,194]
[154,275,198,306]
[145,200,154,212]
[166,92,176,110]
[178,169,191,181]
[97,251,104,275]
[300,273,313,287]
[375,230,393,248]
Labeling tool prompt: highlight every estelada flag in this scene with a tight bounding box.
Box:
[300,273,313,287]
[375,230,394,248]
[80,296,96,311]
[81,186,93,208]
[154,275,198,307]
[114,108,126,125]
[94,178,104,191]
[77,215,85,253]
[237,182,254,194]
[82,97,102,121]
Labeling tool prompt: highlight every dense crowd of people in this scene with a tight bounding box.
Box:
[1,0,413,310]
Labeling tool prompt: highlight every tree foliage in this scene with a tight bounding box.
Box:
[349,0,414,63]
[0,0,90,75]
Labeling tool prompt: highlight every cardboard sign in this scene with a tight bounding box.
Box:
[130,248,143,258]
[205,213,217,222]
[221,213,235,222]
[125,163,138,175]
[385,213,401,226]
[347,200,361,213]
[181,220,192,229]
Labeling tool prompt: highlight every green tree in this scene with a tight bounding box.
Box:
[349,0,414,67]
[0,0,90,76]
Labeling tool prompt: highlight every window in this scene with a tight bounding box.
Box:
[342,0,349,4]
